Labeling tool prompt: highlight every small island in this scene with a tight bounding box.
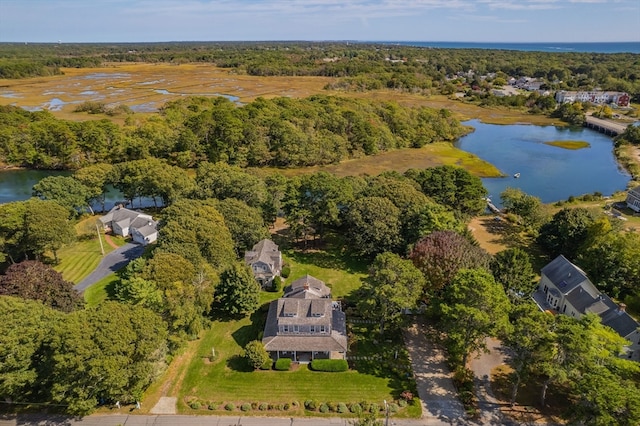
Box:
[544,140,591,150]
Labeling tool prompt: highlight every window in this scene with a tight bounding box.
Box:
[293,325,299,333]
[310,325,316,333]
[282,325,290,333]
[320,325,326,333]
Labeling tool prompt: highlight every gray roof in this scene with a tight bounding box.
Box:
[628,185,640,198]
[598,294,639,338]
[565,286,598,314]
[100,206,157,231]
[285,275,331,299]
[262,301,347,352]
[244,239,281,273]
[541,255,590,295]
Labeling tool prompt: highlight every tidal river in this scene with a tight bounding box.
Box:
[0,121,631,207]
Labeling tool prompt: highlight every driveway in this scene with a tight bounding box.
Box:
[404,319,467,425]
[73,243,145,293]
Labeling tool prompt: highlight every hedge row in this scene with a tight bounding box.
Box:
[275,358,292,370]
[303,399,401,414]
[309,359,348,372]
[187,398,300,412]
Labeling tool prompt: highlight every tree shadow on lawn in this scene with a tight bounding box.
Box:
[225,305,270,372]
[348,323,417,399]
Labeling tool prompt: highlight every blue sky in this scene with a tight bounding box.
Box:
[1,0,639,43]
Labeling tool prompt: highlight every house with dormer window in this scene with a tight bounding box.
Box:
[262,275,347,362]
[532,255,640,361]
[244,239,282,288]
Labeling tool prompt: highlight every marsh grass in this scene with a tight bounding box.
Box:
[544,140,590,150]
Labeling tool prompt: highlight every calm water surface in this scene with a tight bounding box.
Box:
[0,121,631,208]
[456,120,631,204]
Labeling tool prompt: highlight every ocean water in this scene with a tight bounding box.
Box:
[373,41,640,54]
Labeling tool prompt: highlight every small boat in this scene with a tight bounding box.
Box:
[513,173,521,178]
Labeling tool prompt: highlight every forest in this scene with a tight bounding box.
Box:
[1,42,639,99]
[1,42,640,423]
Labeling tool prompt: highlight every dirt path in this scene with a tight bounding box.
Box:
[403,320,467,424]
[102,233,119,249]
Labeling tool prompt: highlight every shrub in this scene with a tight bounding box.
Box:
[337,403,348,413]
[328,401,337,412]
[281,265,291,278]
[241,403,251,412]
[310,359,348,372]
[259,402,268,411]
[283,403,290,411]
[190,401,202,410]
[400,390,414,401]
[243,340,271,370]
[350,403,362,414]
[304,399,317,410]
[319,403,329,413]
[251,402,258,410]
[369,403,379,413]
[275,358,292,370]
[225,403,235,411]
[388,403,399,413]
[398,399,407,408]
[261,359,273,370]
[207,402,217,410]
[271,276,283,292]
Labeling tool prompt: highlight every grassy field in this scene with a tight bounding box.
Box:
[83,273,118,307]
[255,141,503,179]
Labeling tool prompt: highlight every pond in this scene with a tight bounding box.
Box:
[0,169,157,211]
[455,120,631,205]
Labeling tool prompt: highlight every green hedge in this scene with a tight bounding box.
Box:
[309,359,348,372]
[275,358,292,371]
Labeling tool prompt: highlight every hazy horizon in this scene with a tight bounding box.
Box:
[1,0,639,44]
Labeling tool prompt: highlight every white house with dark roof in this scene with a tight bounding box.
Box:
[99,205,158,245]
[244,239,282,288]
[626,186,640,212]
[262,275,347,363]
[532,255,640,361]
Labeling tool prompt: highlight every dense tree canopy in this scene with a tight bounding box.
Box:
[344,197,402,259]
[214,263,261,317]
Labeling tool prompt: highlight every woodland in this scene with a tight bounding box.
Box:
[1,42,640,424]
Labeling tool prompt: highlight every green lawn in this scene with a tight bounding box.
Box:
[84,273,118,307]
[178,313,418,417]
[54,236,113,284]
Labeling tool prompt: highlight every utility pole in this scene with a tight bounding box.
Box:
[96,223,105,256]
[383,399,389,426]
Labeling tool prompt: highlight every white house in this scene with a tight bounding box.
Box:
[532,255,640,361]
[625,186,640,213]
[99,205,158,245]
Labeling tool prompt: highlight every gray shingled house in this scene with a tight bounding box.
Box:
[99,205,158,245]
[532,255,640,361]
[262,275,347,362]
[626,185,640,212]
[244,239,282,288]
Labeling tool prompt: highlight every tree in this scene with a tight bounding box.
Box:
[500,187,547,229]
[409,230,491,297]
[32,175,93,216]
[0,260,83,312]
[46,302,168,415]
[0,296,62,401]
[213,198,270,255]
[73,163,115,213]
[22,198,75,263]
[405,165,487,215]
[344,197,402,258]
[357,252,425,334]
[243,340,271,370]
[538,207,600,259]
[214,263,261,316]
[156,199,235,269]
[437,268,511,366]
[490,248,536,302]
[503,303,554,405]
[195,161,267,208]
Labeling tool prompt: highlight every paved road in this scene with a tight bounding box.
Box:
[73,243,145,292]
[0,413,469,426]
[403,320,467,425]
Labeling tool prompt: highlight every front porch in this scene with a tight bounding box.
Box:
[272,350,330,363]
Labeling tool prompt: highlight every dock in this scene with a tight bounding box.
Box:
[584,116,629,136]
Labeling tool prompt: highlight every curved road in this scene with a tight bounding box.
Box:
[73,243,145,293]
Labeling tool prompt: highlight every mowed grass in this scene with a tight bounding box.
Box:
[178,314,399,415]
[84,273,118,307]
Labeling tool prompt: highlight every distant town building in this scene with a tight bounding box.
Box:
[625,185,640,212]
[555,90,630,107]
